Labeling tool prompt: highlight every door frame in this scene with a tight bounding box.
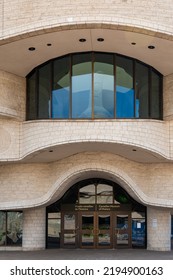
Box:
[61,212,78,248]
[79,211,113,249]
[114,211,132,248]
[61,210,132,249]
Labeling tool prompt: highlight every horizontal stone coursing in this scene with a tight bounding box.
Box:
[1,0,173,40]
[1,153,173,209]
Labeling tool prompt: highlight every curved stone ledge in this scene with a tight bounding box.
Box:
[1,0,173,44]
[1,22,173,46]
[0,119,171,162]
[0,107,23,120]
[20,120,170,161]
[0,159,173,210]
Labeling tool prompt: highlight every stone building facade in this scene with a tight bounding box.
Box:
[0,0,173,251]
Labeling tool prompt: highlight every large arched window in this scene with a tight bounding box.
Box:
[27,52,163,120]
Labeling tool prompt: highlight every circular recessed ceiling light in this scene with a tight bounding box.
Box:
[28,47,36,51]
[148,45,155,49]
[79,38,86,42]
[47,43,52,46]
[131,42,136,45]
[97,38,104,42]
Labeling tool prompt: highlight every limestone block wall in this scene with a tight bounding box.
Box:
[0,119,20,160]
[0,119,170,162]
[22,207,46,250]
[147,207,171,251]
[169,121,173,159]
[0,0,173,40]
[1,153,173,210]
[163,73,173,120]
[0,162,51,206]
[21,120,169,160]
[0,71,26,120]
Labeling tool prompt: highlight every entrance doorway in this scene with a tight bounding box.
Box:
[80,211,131,249]
[61,210,131,249]
[80,212,112,249]
[47,178,146,249]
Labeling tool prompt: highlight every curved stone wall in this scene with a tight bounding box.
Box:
[1,0,173,41]
[0,71,25,120]
[0,119,170,161]
[1,153,173,210]
[21,120,169,160]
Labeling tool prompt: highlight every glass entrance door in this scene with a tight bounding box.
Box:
[61,212,78,248]
[61,211,131,249]
[97,213,112,248]
[115,213,131,248]
[80,212,94,248]
[79,212,112,248]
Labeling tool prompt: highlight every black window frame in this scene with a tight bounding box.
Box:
[26,52,163,121]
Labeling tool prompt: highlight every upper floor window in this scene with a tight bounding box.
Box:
[27,52,163,120]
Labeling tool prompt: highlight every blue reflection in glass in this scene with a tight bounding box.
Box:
[116,86,135,118]
[135,99,139,118]
[72,74,92,118]
[52,88,69,118]
[94,73,114,118]
[132,220,145,247]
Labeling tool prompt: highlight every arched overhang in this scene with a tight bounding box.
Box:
[0,23,173,77]
[1,162,173,210]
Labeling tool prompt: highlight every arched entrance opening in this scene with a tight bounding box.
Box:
[46,178,146,249]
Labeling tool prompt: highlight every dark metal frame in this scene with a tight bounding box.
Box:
[26,52,163,121]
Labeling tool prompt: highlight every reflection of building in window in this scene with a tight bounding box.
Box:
[0,211,23,247]
[27,52,162,120]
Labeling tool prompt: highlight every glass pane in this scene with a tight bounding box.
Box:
[82,215,94,230]
[48,213,61,219]
[7,212,23,246]
[47,219,61,248]
[132,219,145,247]
[117,233,129,245]
[94,53,114,118]
[27,72,37,120]
[64,214,75,230]
[48,219,61,238]
[38,63,51,119]
[98,215,110,230]
[79,184,95,204]
[114,188,129,204]
[52,57,70,118]
[64,233,75,245]
[116,215,128,246]
[0,212,6,246]
[82,233,94,246]
[72,53,92,118]
[135,62,149,118]
[97,184,113,195]
[132,212,145,219]
[97,184,113,204]
[116,56,134,118]
[117,215,128,229]
[97,196,113,204]
[150,71,161,119]
[98,233,110,246]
